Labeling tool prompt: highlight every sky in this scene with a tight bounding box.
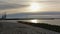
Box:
[0,0,60,18]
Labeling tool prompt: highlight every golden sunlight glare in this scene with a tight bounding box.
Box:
[30,19,38,23]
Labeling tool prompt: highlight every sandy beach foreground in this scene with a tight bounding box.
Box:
[0,22,60,34]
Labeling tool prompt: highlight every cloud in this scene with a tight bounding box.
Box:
[0,1,29,18]
[0,0,60,18]
[0,1,28,10]
[6,12,60,18]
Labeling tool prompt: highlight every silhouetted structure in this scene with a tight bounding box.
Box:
[2,12,6,20]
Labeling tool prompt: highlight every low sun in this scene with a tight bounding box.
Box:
[29,2,41,11]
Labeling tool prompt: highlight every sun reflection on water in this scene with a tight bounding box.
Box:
[30,19,38,23]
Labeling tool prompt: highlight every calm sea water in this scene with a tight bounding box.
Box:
[4,19,60,26]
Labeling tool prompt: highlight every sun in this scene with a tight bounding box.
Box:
[29,2,41,11]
